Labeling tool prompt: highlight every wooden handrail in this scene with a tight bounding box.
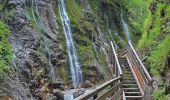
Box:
[128,42,153,84]
[96,81,122,100]
[126,56,145,96]
[111,41,123,76]
[75,76,122,100]
[123,91,126,100]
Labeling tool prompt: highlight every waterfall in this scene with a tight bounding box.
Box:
[31,0,56,82]
[59,0,82,88]
[121,13,132,43]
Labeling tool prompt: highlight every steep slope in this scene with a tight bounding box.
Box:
[138,0,170,99]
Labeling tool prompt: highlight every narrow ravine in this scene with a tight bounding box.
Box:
[59,0,83,88]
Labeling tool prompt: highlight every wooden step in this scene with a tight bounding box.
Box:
[123,84,138,86]
[124,88,140,92]
[125,96,142,98]
[125,92,141,96]
[123,88,139,90]
[123,70,131,73]
[124,81,136,83]
[123,78,135,81]
[123,69,131,72]
[123,72,132,74]
[123,76,135,79]
[123,84,138,88]
[123,75,134,77]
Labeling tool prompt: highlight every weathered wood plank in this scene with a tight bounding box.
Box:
[96,82,122,100]
[128,42,153,84]
[75,77,122,100]
[111,89,123,100]
[111,42,123,76]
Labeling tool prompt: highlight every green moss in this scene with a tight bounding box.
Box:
[78,45,94,63]
[77,44,95,78]
[60,67,69,85]
[66,0,84,26]
[0,21,12,74]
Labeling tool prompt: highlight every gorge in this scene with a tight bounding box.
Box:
[0,0,170,100]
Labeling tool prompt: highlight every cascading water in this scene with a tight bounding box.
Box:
[64,92,74,100]
[31,0,56,82]
[121,13,132,43]
[59,0,82,88]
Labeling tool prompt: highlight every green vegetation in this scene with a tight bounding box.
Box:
[152,89,167,100]
[122,0,152,44]
[138,1,170,76]
[152,79,167,100]
[65,0,111,79]
[0,3,3,11]
[148,34,170,76]
[138,2,165,48]
[136,0,170,98]
[87,0,99,13]
[0,21,12,74]
[66,0,84,26]
[122,0,151,25]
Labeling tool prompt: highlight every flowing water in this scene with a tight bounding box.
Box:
[92,43,99,59]
[64,92,74,100]
[121,13,132,43]
[59,0,82,88]
[31,0,56,82]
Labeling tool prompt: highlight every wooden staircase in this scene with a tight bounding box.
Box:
[75,42,153,100]
[119,58,142,100]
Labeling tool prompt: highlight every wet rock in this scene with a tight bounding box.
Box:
[73,89,85,98]
[0,74,31,99]
[44,93,57,100]
[48,81,64,89]
[81,80,94,88]
[29,80,38,89]
[53,89,64,100]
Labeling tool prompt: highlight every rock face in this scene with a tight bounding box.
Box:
[0,74,31,99]
[0,0,123,99]
[1,0,66,99]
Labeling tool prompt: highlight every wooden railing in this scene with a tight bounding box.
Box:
[111,42,123,77]
[122,42,153,97]
[75,42,123,100]
[75,77,122,100]
[75,42,152,100]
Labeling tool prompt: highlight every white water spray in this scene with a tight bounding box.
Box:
[59,0,82,88]
[121,13,132,43]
